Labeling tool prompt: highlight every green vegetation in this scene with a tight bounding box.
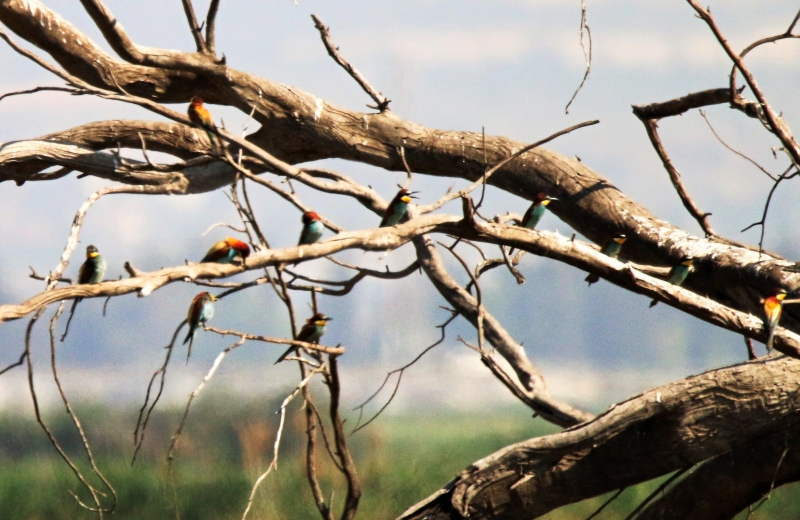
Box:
[0,400,796,519]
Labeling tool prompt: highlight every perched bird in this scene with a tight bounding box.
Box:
[650,257,694,307]
[201,237,251,264]
[275,313,332,364]
[184,292,217,362]
[509,192,557,255]
[521,193,557,229]
[78,244,107,285]
[187,96,222,155]
[62,245,107,342]
[380,188,418,227]
[763,289,787,352]
[585,234,627,286]
[298,211,325,246]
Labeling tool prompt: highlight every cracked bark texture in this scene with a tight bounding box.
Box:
[400,356,800,520]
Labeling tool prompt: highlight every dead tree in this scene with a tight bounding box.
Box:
[0,1,799,518]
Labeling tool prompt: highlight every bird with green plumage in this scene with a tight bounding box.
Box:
[275,312,332,364]
[509,192,557,255]
[298,211,324,245]
[61,245,108,342]
[380,188,418,227]
[585,233,626,286]
[650,257,693,307]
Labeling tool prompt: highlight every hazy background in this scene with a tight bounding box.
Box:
[1,0,799,418]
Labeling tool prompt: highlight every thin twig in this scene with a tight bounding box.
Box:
[688,0,800,167]
[584,488,626,520]
[565,0,592,114]
[205,325,345,357]
[205,0,221,56]
[0,85,86,104]
[749,434,791,513]
[745,336,758,361]
[639,118,715,236]
[0,349,28,376]
[352,310,459,433]
[622,467,690,520]
[181,0,207,52]
[25,308,109,516]
[419,120,599,215]
[241,367,324,520]
[311,14,390,111]
[398,146,413,187]
[699,110,776,180]
[48,302,117,513]
[326,354,361,519]
[132,321,184,465]
[740,164,799,254]
[168,336,248,515]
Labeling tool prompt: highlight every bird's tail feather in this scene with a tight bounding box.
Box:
[274,345,296,365]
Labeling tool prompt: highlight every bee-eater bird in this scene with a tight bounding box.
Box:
[763,289,787,352]
[78,244,107,285]
[521,193,557,229]
[650,258,694,307]
[298,211,324,245]
[585,234,627,286]
[62,245,107,341]
[275,313,332,364]
[380,188,418,227]
[201,237,251,264]
[184,292,217,362]
[509,193,557,255]
[187,96,223,155]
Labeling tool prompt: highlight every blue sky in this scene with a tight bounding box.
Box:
[1,0,799,413]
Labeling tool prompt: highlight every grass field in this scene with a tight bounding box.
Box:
[0,398,797,519]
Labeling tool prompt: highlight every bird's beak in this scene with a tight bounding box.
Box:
[409,191,420,199]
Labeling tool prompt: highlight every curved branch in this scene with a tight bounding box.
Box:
[401,356,800,520]
[2,0,800,331]
[0,214,460,322]
[413,233,593,428]
[637,428,800,520]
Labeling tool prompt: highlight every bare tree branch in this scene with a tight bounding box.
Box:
[564,0,592,114]
[401,356,800,520]
[311,14,389,111]
[636,116,715,236]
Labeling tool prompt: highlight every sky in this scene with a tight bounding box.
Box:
[1,0,799,417]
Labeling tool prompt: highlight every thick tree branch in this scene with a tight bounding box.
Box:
[400,356,800,520]
[3,0,800,332]
[637,428,800,520]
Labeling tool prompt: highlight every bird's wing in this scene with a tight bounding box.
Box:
[202,241,231,262]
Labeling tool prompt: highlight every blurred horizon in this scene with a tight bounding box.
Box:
[2,0,800,418]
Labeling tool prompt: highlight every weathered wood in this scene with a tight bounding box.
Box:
[637,428,800,520]
[400,356,800,520]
